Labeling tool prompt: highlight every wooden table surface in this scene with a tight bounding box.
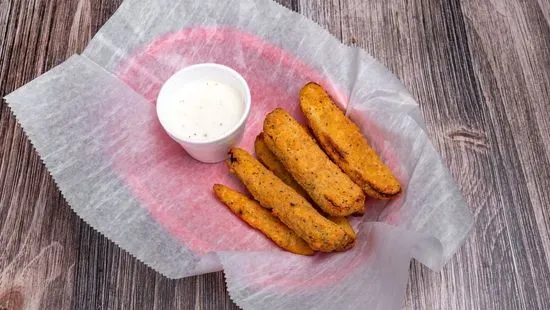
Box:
[1,0,549,309]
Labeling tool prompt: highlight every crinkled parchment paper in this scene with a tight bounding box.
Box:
[4,0,473,308]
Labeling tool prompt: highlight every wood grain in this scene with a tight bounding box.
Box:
[1,0,549,309]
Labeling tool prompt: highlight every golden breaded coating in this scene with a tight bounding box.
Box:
[254,133,309,199]
[213,184,314,255]
[299,82,401,199]
[262,108,365,217]
[256,133,358,240]
[327,216,356,249]
[227,148,354,252]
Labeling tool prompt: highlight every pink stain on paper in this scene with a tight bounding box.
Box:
[114,27,341,254]
[111,27,406,287]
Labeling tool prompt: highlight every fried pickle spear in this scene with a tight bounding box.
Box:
[263,108,365,217]
[255,132,358,234]
[227,148,354,252]
[213,184,314,255]
[254,133,309,199]
[299,82,401,199]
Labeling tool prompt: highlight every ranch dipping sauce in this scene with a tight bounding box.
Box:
[156,63,251,163]
[160,79,245,143]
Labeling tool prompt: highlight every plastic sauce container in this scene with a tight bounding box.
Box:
[156,63,251,163]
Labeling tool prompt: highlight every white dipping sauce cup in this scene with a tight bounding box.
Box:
[156,63,251,163]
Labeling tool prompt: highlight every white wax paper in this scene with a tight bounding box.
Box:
[4,0,473,308]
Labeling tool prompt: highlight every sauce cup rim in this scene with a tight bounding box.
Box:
[156,63,252,146]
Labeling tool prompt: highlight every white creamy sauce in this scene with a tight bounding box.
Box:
[161,80,244,142]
